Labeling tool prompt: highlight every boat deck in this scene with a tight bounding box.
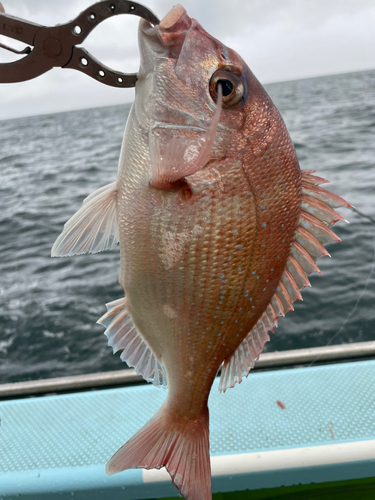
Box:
[1,359,375,499]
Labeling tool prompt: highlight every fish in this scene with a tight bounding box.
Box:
[51,4,351,500]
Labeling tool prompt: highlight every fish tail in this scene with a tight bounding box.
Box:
[106,400,211,500]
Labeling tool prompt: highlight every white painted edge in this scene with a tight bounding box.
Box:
[143,439,375,483]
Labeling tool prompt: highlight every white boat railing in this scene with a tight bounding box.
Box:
[1,340,374,398]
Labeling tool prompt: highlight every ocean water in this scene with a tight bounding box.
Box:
[0,69,374,384]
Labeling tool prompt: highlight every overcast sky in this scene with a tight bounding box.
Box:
[0,0,374,120]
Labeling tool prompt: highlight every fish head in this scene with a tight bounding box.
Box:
[138,4,249,108]
[136,5,276,190]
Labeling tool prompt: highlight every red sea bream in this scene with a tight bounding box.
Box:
[52,5,350,500]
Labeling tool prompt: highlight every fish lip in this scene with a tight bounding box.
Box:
[139,6,192,57]
[140,4,187,34]
[159,5,187,31]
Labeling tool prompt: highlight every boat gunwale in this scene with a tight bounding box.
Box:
[1,341,374,398]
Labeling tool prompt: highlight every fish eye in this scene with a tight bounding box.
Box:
[209,69,244,107]
[216,79,234,96]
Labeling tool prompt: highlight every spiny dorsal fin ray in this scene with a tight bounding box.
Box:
[277,281,294,313]
[295,226,330,260]
[51,181,118,257]
[219,170,350,392]
[97,297,167,388]
[286,256,310,290]
[302,172,330,186]
[291,241,322,275]
[302,182,351,209]
[271,294,284,317]
[299,212,341,245]
[301,194,347,226]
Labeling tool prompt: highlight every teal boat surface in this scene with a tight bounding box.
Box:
[1,355,374,499]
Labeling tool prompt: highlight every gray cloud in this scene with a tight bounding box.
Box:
[0,0,374,119]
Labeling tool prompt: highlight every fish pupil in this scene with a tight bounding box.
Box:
[216,79,233,97]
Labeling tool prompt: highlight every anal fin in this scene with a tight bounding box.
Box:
[51,181,118,257]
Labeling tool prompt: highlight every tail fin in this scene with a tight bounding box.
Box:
[106,402,211,500]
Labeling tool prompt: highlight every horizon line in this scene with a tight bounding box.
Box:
[2,67,374,122]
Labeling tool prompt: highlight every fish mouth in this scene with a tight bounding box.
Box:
[139,5,192,67]
[158,4,191,37]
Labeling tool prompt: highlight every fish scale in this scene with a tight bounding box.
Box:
[141,185,247,386]
[51,5,350,500]
[122,72,300,424]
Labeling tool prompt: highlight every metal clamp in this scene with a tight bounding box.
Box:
[0,0,159,87]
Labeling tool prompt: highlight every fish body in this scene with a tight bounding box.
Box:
[52,5,350,500]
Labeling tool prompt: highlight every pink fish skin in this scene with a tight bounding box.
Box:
[51,4,351,500]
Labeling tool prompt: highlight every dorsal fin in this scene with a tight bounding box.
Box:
[97,297,167,388]
[219,170,351,392]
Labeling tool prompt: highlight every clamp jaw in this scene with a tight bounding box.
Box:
[0,0,159,87]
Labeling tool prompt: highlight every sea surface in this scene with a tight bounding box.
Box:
[0,69,374,384]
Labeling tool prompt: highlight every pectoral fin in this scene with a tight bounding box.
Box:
[51,181,118,257]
